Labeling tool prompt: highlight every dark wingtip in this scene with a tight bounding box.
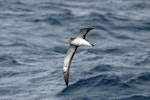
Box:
[64,71,69,87]
[65,77,69,86]
[86,28,95,33]
[66,82,69,87]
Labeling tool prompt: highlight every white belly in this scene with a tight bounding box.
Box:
[71,38,92,47]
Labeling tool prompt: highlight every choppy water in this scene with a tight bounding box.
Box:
[0,0,150,100]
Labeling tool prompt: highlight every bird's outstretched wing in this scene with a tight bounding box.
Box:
[76,28,94,39]
[63,44,78,86]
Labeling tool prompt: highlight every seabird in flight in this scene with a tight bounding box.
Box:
[63,28,95,86]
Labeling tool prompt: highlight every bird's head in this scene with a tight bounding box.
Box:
[65,37,74,43]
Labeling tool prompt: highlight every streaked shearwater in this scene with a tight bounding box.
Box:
[63,28,95,86]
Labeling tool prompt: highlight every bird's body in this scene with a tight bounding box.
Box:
[70,37,94,47]
[63,28,95,86]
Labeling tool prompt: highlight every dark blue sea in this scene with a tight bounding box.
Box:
[0,0,150,100]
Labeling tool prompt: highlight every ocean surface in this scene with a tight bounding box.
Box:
[0,0,150,100]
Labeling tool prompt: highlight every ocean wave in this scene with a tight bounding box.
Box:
[53,46,68,54]
[0,55,21,66]
[0,86,22,96]
[87,46,127,55]
[128,72,150,85]
[116,95,150,100]
[90,64,113,72]
[0,42,29,47]
[0,0,150,100]
[31,16,62,25]
[58,74,130,95]
[134,54,150,66]
[0,71,19,78]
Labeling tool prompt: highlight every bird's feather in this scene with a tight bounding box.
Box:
[76,28,94,39]
[63,44,78,86]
